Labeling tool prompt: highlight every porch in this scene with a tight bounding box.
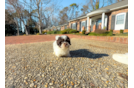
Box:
[86,11,109,32]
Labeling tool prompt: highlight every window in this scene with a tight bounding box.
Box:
[116,14,125,24]
[72,23,76,29]
[65,26,67,29]
[81,21,86,29]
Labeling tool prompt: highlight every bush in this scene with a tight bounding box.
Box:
[42,31,47,34]
[69,29,79,34]
[120,30,124,33]
[88,31,113,36]
[46,30,62,34]
[94,29,108,34]
[61,29,72,34]
[36,33,40,35]
[109,30,113,32]
[82,30,86,34]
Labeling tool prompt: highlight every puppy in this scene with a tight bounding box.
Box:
[53,35,71,57]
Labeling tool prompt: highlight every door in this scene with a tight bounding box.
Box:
[115,13,126,30]
[91,20,95,31]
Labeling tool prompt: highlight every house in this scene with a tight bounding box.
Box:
[69,0,128,34]
[50,23,68,31]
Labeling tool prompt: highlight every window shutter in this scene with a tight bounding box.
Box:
[125,12,128,29]
[76,23,77,30]
[85,20,87,29]
[71,24,72,29]
[79,22,81,31]
[111,15,116,30]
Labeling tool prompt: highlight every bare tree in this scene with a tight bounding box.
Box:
[69,3,79,19]
[31,0,60,34]
[6,0,31,35]
[82,0,115,13]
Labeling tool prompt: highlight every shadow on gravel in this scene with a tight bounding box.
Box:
[70,49,109,59]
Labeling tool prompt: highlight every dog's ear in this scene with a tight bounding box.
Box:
[55,35,60,40]
[66,36,71,45]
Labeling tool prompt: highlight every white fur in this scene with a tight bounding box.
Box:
[55,35,60,40]
[53,35,71,57]
[61,35,67,40]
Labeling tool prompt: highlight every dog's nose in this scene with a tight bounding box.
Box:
[64,43,67,46]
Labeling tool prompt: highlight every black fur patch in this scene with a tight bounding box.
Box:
[56,36,71,47]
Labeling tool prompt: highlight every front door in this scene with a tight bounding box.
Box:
[96,18,102,29]
[91,20,95,31]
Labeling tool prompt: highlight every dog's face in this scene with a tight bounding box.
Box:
[56,35,71,49]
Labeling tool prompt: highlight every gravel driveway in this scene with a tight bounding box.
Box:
[5,38,128,88]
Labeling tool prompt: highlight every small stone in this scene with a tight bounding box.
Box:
[49,83,53,86]
[67,81,69,85]
[44,84,48,87]
[24,80,26,82]
[71,81,74,85]
[61,84,64,86]
[24,77,27,79]
[34,85,37,87]
[30,83,34,87]
[105,68,109,70]
[25,82,28,85]
[33,79,36,81]
[90,82,95,87]
[104,84,107,87]
[42,74,44,77]
[106,81,109,84]
[101,77,107,81]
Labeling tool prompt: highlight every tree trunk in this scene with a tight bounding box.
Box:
[17,26,19,36]
[22,20,28,35]
[38,12,42,34]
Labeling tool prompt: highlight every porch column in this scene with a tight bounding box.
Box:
[90,18,92,32]
[101,12,105,29]
[87,16,89,32]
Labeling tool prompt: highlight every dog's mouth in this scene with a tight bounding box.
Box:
[60,43,69,48]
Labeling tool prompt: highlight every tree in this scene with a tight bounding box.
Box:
[69,3,79,19]
[81,5,89,15]
[6,0,30,35]
[31,0,60,34]
[82,0,115,12]
[5,10,17,36]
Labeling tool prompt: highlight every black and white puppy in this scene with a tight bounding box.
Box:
[53,35,71,57]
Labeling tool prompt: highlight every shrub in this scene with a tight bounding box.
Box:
[61,29,72,34]
[46,30,62,34]
[109,30,113,32]
[82,30,86,34]
[94,29,108,34]
[69,29,78,34]
[42,31,47,34]
[120,30,124,33]
[36,33,40,35]
[88,31,113,36]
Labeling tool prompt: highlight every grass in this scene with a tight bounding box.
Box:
[114,33,128,36]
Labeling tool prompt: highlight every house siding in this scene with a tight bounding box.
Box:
[69,17,87,31]
[108,8,128,30]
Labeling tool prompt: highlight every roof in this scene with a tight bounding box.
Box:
[69,0,128,21]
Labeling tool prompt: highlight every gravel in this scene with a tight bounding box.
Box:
[5,38,128,88]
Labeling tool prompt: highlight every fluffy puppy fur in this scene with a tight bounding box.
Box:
[53,35,71,57]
